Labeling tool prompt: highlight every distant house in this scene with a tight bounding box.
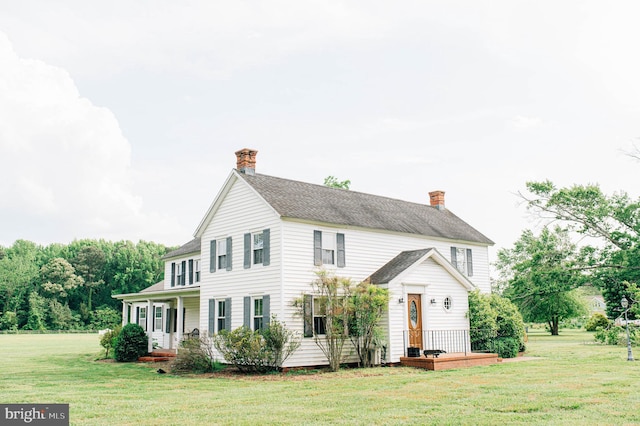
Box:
[589,296,606,314]
[114,149,494,367]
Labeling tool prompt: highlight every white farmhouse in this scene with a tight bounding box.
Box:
[114,148,494,367]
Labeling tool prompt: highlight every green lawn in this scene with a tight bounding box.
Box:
[0,331,638,425]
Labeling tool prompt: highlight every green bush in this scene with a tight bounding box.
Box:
[213,318,300,373]
[585,313,610,332]
[99,326,121,359]
[0,311,18,331]
[214,326,272,373]
[171,336,222,374]
[493,337,519,358]
[468,291,526,356]
[114,323,148,362]
[261,316,301,370]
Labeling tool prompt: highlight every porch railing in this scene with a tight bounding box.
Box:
[403,329,499,357]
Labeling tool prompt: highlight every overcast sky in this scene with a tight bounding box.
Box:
[1,2,639,267]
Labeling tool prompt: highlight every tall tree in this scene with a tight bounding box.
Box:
[40,258,84,301]
[73,245,106,311]
[521,180,640,318]
[496,226,587,335]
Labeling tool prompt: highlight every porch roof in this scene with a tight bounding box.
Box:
[113,281,200,301]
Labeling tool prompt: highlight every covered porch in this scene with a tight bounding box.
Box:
[113,283,200,354]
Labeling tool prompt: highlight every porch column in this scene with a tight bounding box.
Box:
[176,296,184,349]
[121,301,128,326]
[147,299,154,353]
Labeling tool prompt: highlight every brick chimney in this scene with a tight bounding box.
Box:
[429,190,445,210]
[235,148,258,175]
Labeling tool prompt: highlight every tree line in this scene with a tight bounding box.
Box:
[0,239,173,331]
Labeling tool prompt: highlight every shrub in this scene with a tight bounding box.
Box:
[114,323,148,362]
[493,337,519,358]
[261,316,301,370]
[213,318,300,373]
[172,335,222,374]
[214,326,272,373]
[585,313,610,332]
[0,311,18,331]
[468,291,525,356]
[100,326,121,359]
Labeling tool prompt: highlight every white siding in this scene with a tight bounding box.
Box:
[278,221,484,366]
[383,259,471,363]
[197,177,283,361]
[193,175,491,367]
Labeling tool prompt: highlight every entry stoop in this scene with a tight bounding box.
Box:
[138,349,177,363]
[400,352,499,371]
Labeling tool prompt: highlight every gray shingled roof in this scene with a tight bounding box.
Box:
[162,237,201,260]
[366,249,433,284]
[238,173,493,245]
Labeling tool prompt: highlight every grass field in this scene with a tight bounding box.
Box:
[0,330,638,425]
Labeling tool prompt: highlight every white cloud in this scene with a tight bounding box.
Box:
[0,33,178,245]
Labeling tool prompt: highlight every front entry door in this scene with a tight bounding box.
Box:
[407,294,423,349]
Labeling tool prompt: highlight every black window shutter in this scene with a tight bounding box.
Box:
[466,248,473,277]
[226,237,233,271]
[171,263,175,287]
[244,233,251,269]
[262,295,270,328]
[189,259,194,284]
[243,296,251,328]
[173,308,177,333]
[151,306,155,331]
[182,308,186,333]
[181,261,186,286]
[136,307,140,325]
[337,233,346,268]
[165,308,171,333]
[313,230,322,266]
[208,299,216,336]
[225,298,232,331]
[210,240,217,272]
[450,247,457,268]
[303,294,313,337]
[263,229,270,266]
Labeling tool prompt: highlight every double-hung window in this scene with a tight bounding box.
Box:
[154,306,162,330]
[253,233,264,264]
[451,247,473,277]
[313,230,345,267]
[138,307,147,330]
[322,233,336,265]
[253,298,264,331]
[195,260,200,282]
[244,229,270,268]
[313,297,326,335]
[218,239,228,270]
[217,300,226,332]
[176,262,183,285]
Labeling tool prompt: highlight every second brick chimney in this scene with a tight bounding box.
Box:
[235,148,258,175]
[429,190,445,210]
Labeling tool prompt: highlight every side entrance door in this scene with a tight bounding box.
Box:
[407,294,423,349]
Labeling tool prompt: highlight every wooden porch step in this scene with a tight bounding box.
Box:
[138,356,172,362]
[150,350,177,358]
[138,350,176,363]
